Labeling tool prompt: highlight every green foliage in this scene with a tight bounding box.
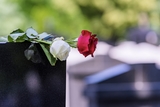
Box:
[74,0,158,41]
[1,0,160,42]
[7,28,57,66]
[8,29,27,42]
[3,27,76,66]
[40,43,56,66]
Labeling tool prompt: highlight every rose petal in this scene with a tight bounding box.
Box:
[77,30,98,57]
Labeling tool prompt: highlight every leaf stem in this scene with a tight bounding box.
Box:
[33,39,52,45]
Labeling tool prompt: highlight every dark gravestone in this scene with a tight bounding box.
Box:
[0,42,66,107]
[84,64,160,107]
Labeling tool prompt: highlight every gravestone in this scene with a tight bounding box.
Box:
[84,63,160,107]
[0,42,66,107]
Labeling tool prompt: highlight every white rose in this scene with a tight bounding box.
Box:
[50,37,71,61]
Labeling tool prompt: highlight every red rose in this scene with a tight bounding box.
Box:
[77,30,98,57]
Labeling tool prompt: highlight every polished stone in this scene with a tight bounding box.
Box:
[0,42,66,107]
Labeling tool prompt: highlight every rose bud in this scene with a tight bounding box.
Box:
[77,30,98,57]
[50,37,71,61]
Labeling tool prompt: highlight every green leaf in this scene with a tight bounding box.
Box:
[8,29,27,42]
[10,29,24,34]
[26,27,38,39]
[8,35,14,42]
[24,43,42,63]
[16,34,28,42]
[8,33,26,42]
[66,38,77,48]
[67,41,77,48]
[8,29,25,42]
[38,32,50,39]
[0,37,8,42]
[24,44,35,60]
[40,43,57,66]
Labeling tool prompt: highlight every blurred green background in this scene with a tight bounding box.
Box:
[0,0,160,42]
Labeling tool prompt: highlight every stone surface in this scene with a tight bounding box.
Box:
[0,42,66,107]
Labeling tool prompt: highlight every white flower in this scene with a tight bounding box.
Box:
[50,37,71,61]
